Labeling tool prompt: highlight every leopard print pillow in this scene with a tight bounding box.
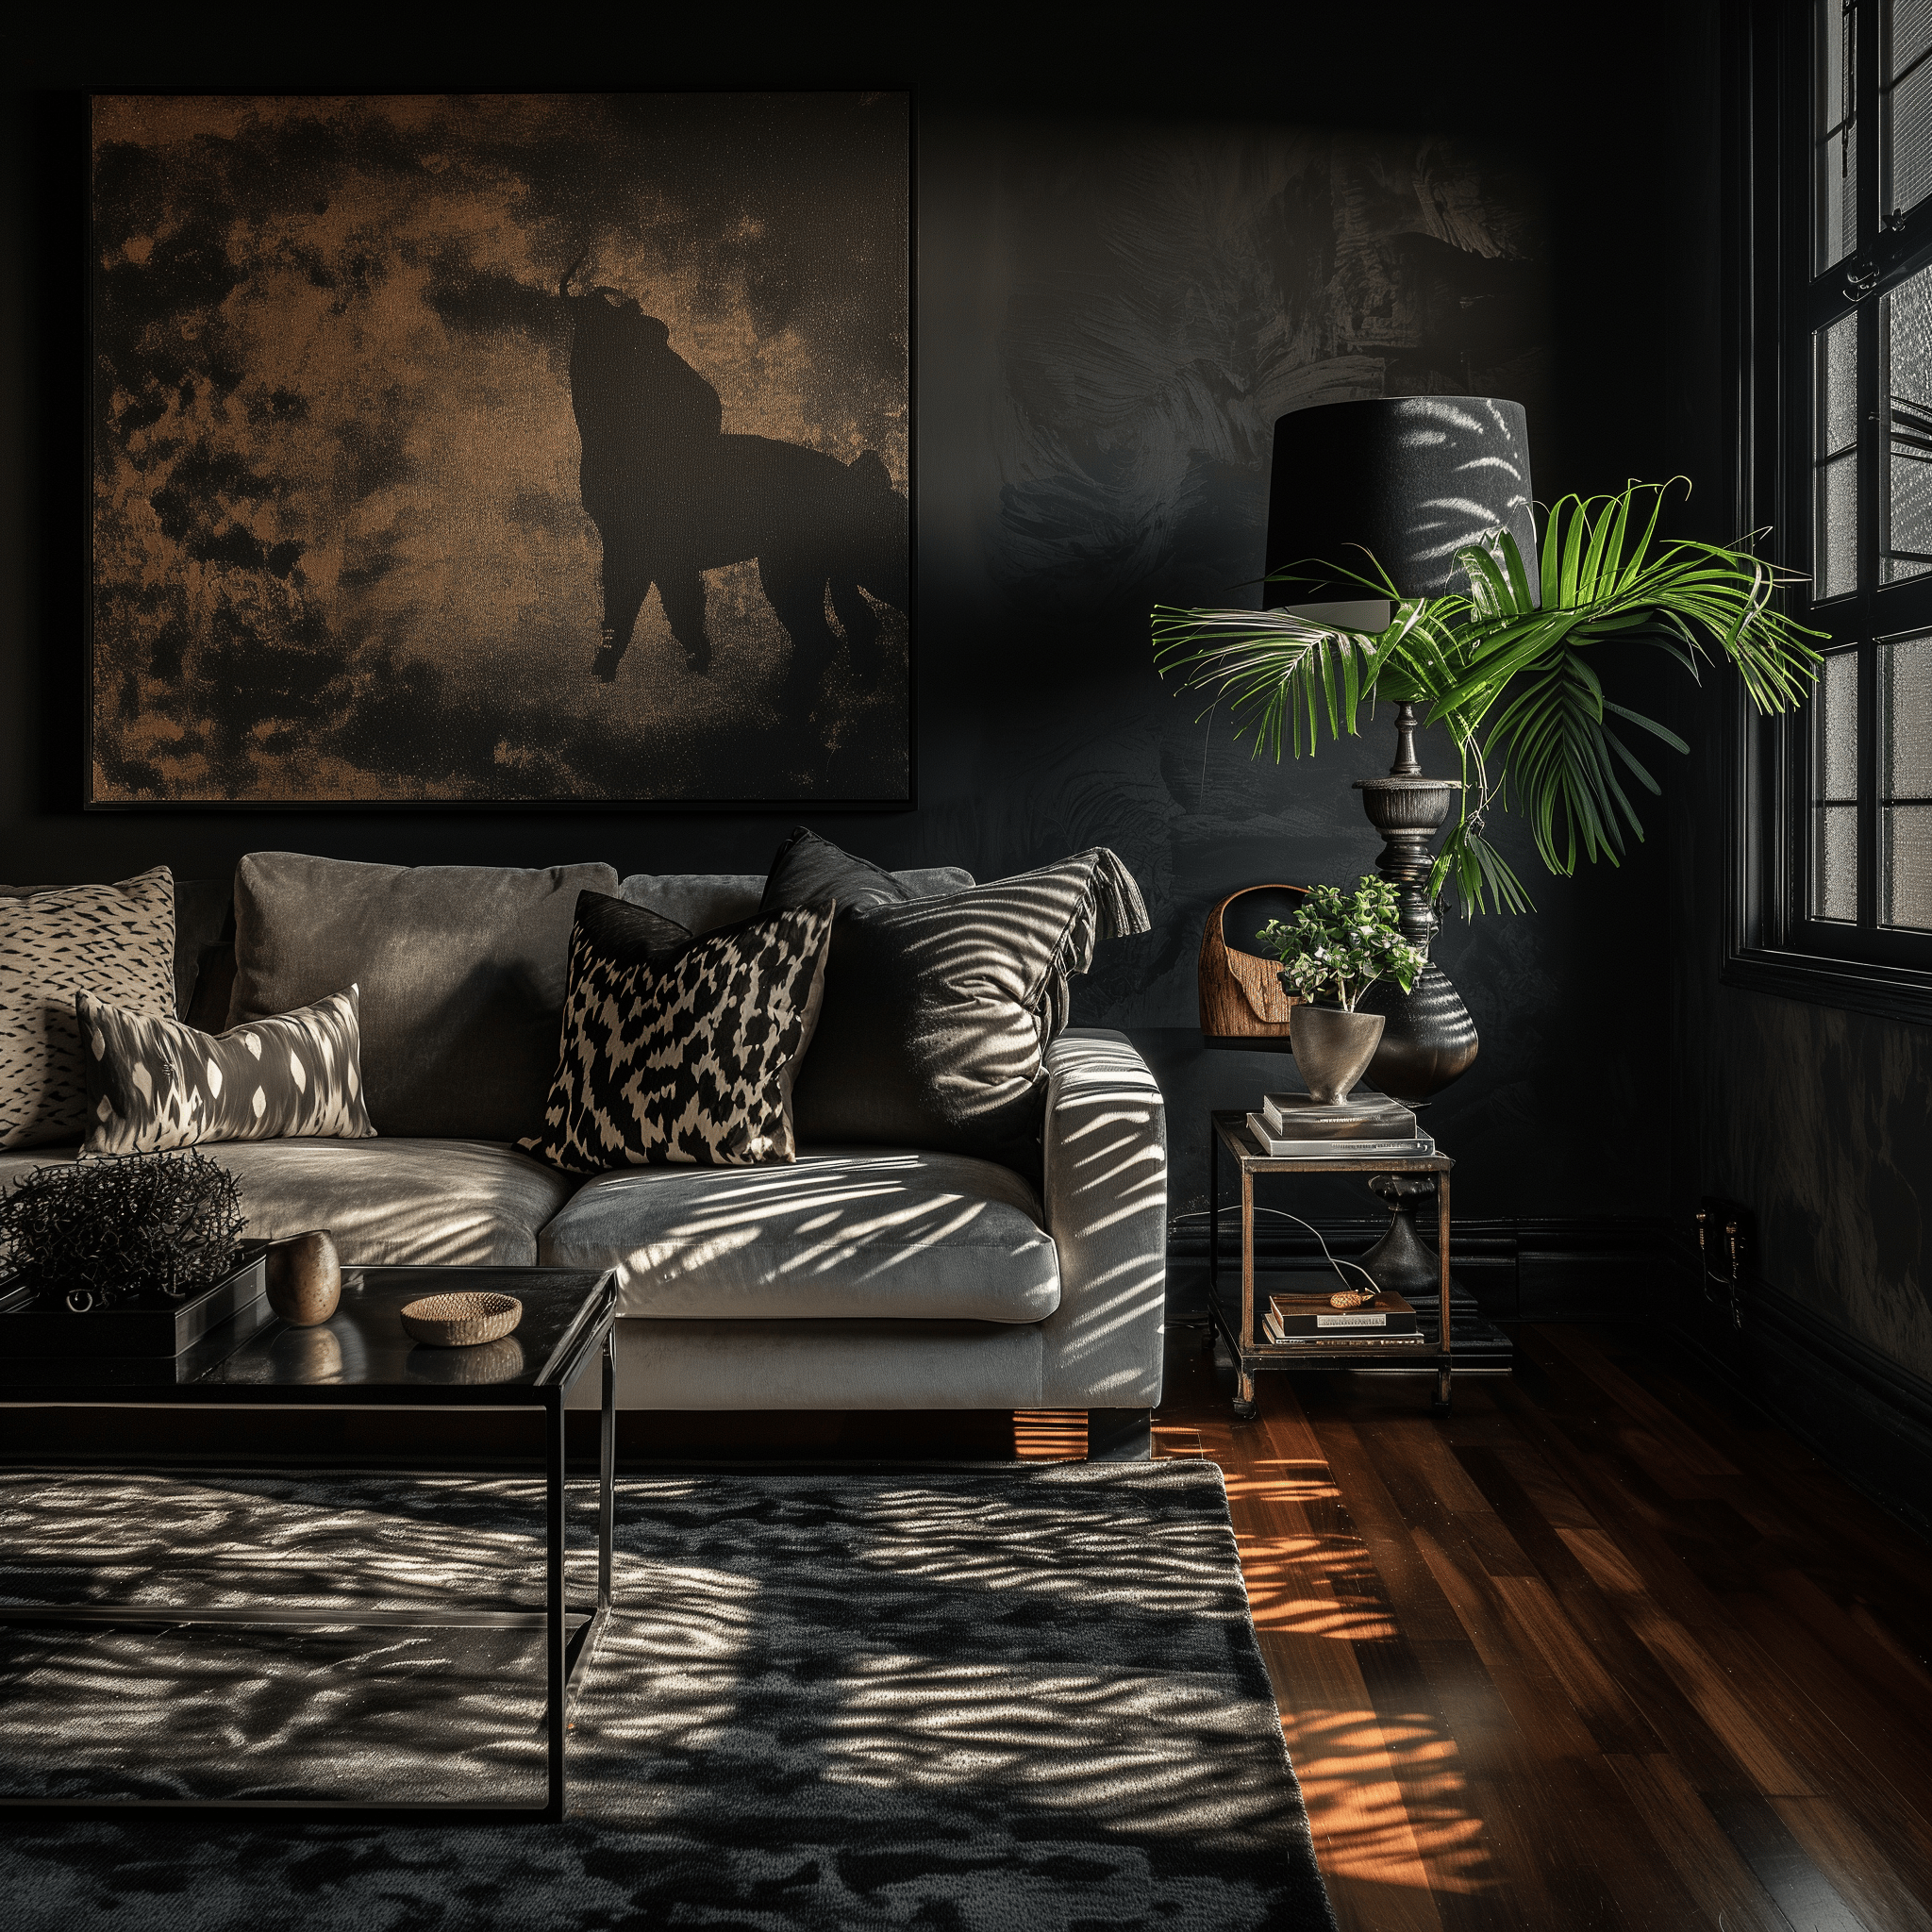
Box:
[519,898,833,1173]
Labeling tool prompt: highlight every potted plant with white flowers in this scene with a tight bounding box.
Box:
[1256,876,1426,1104]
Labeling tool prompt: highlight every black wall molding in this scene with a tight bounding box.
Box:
[1666,1257,1932,1542]
[1165,1214,1675,1325]
[1169,1208,1932,1541]
[1721,943,1932,1030]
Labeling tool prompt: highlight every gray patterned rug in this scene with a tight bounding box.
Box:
[0,1462,1336,1930]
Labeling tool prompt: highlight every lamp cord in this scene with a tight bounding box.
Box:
[1168,1205,1383,1296]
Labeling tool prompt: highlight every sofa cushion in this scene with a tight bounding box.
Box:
[173,879,235,1022]
[3,872,219,1023]
[1,869,180,1152]
[227,853,618,1141]
[619,864,973,935]
[773,848,1151,1174]
[520,894,832,1173]
[79,984,375,1155]
[535,1146,1059,1322]
[0,1139,575,1268]
[758,827,968,914]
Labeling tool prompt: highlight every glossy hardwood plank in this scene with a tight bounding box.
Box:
[1770,1795,1932,1932]
[1605,1752,1794,1932]
[1155,1321,1932,1931]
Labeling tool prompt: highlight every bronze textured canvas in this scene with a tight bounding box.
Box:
[88,93,910,807]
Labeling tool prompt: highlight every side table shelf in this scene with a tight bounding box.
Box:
[1208,1109,1457,1419]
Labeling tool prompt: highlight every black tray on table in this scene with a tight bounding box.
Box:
[0,1243,268,1357]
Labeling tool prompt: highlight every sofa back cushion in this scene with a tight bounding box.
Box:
[0,868,179,1150]
[619,865,973,935]
[227,853,617,1141]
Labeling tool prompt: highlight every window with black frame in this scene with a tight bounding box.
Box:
[1794,0,1932,970]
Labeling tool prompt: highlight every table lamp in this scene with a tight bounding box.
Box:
[1263,394,1536,1102]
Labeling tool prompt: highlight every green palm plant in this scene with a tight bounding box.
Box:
[1152,481,1824,913]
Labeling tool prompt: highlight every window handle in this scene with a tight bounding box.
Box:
[1846,259,1881,298]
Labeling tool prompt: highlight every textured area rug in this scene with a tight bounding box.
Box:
[0,1463,1336,1931]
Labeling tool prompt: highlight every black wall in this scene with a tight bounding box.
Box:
[4,29,1684,1241]
[1660,6,1932,1435]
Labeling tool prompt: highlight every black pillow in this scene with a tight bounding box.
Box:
[519,891,833,1173]
[768,843,1150,1174]
[758,826,929,916]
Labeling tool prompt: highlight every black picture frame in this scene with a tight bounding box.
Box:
[86,91,913,811]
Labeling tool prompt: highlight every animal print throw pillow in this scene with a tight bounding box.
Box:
[77,986,376,1156]
[766,842,1151,1175]
[519,891,833,1174]
[1,868,179,1151]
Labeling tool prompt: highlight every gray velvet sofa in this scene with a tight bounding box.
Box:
[1,858,1169,1454]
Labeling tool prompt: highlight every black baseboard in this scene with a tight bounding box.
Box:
[1664,1254,1932,1543]
[1166,1214,1674,1324]
[1167,1211,1932,1540]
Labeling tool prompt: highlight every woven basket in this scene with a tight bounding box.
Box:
[1198,884,1307,1041]
[399,1291,523,1349]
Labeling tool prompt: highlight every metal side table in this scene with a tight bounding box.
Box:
[0,1264,619,1822]
[1208,1110,1457,1418]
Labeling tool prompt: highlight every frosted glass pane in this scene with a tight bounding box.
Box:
[1818,453,1858,598]
[1883,805,1932,925]
[1820,315,1858,456]
[1818,648,1861,799]
[1892,0,1932,74]
[1814,806,1860,919]
[1819,135,1860,269]
[1886,260,1932,580]
[1820,0,1859,267]
[1891,53,1932,213]
[1883,631,1932,793]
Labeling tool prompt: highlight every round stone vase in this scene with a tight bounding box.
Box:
[1287,1005,1386,1106]
[265,1230,341,1326]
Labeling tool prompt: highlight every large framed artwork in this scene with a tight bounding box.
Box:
[88,92,911,808]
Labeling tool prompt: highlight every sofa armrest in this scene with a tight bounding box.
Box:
[1037,1028,1168,1408]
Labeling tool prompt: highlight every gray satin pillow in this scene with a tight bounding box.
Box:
[226,853,619,1141]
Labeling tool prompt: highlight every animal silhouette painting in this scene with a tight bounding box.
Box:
[87,92,909,806]
[564,272,909,710]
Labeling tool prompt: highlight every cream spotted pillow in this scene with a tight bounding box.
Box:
[76,985,375,1156]
[1,868,177,1149]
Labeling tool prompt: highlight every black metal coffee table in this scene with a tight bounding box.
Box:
[0,1263,619,1822]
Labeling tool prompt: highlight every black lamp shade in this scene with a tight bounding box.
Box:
[1263,395,1539,609]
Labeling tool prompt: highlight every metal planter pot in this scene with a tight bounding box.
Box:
[1286,1005,1386,1106]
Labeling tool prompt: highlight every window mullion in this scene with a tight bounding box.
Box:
[1858,284,1878,928]
[1860,0,1883,233]
[1858,1,1882,931]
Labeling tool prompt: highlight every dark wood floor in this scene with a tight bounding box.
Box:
[1151,1322,1932,1932]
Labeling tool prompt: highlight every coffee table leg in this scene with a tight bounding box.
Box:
[598,1327,615,1611]
[546,1389,567,1821]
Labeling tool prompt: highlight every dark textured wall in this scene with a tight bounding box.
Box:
[2,51,1680,1228]
[1657,1,1932,1391]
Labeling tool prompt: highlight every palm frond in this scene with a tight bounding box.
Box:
[1151,479,1826,914]
[1433,821,1537,915]
[1150,605,1387,758]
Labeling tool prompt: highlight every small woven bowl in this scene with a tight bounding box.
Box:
[399,1291,523,1349]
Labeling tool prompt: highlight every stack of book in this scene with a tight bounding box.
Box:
[1244,1089,1435,1159]
[1261,1287,1428,1348]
